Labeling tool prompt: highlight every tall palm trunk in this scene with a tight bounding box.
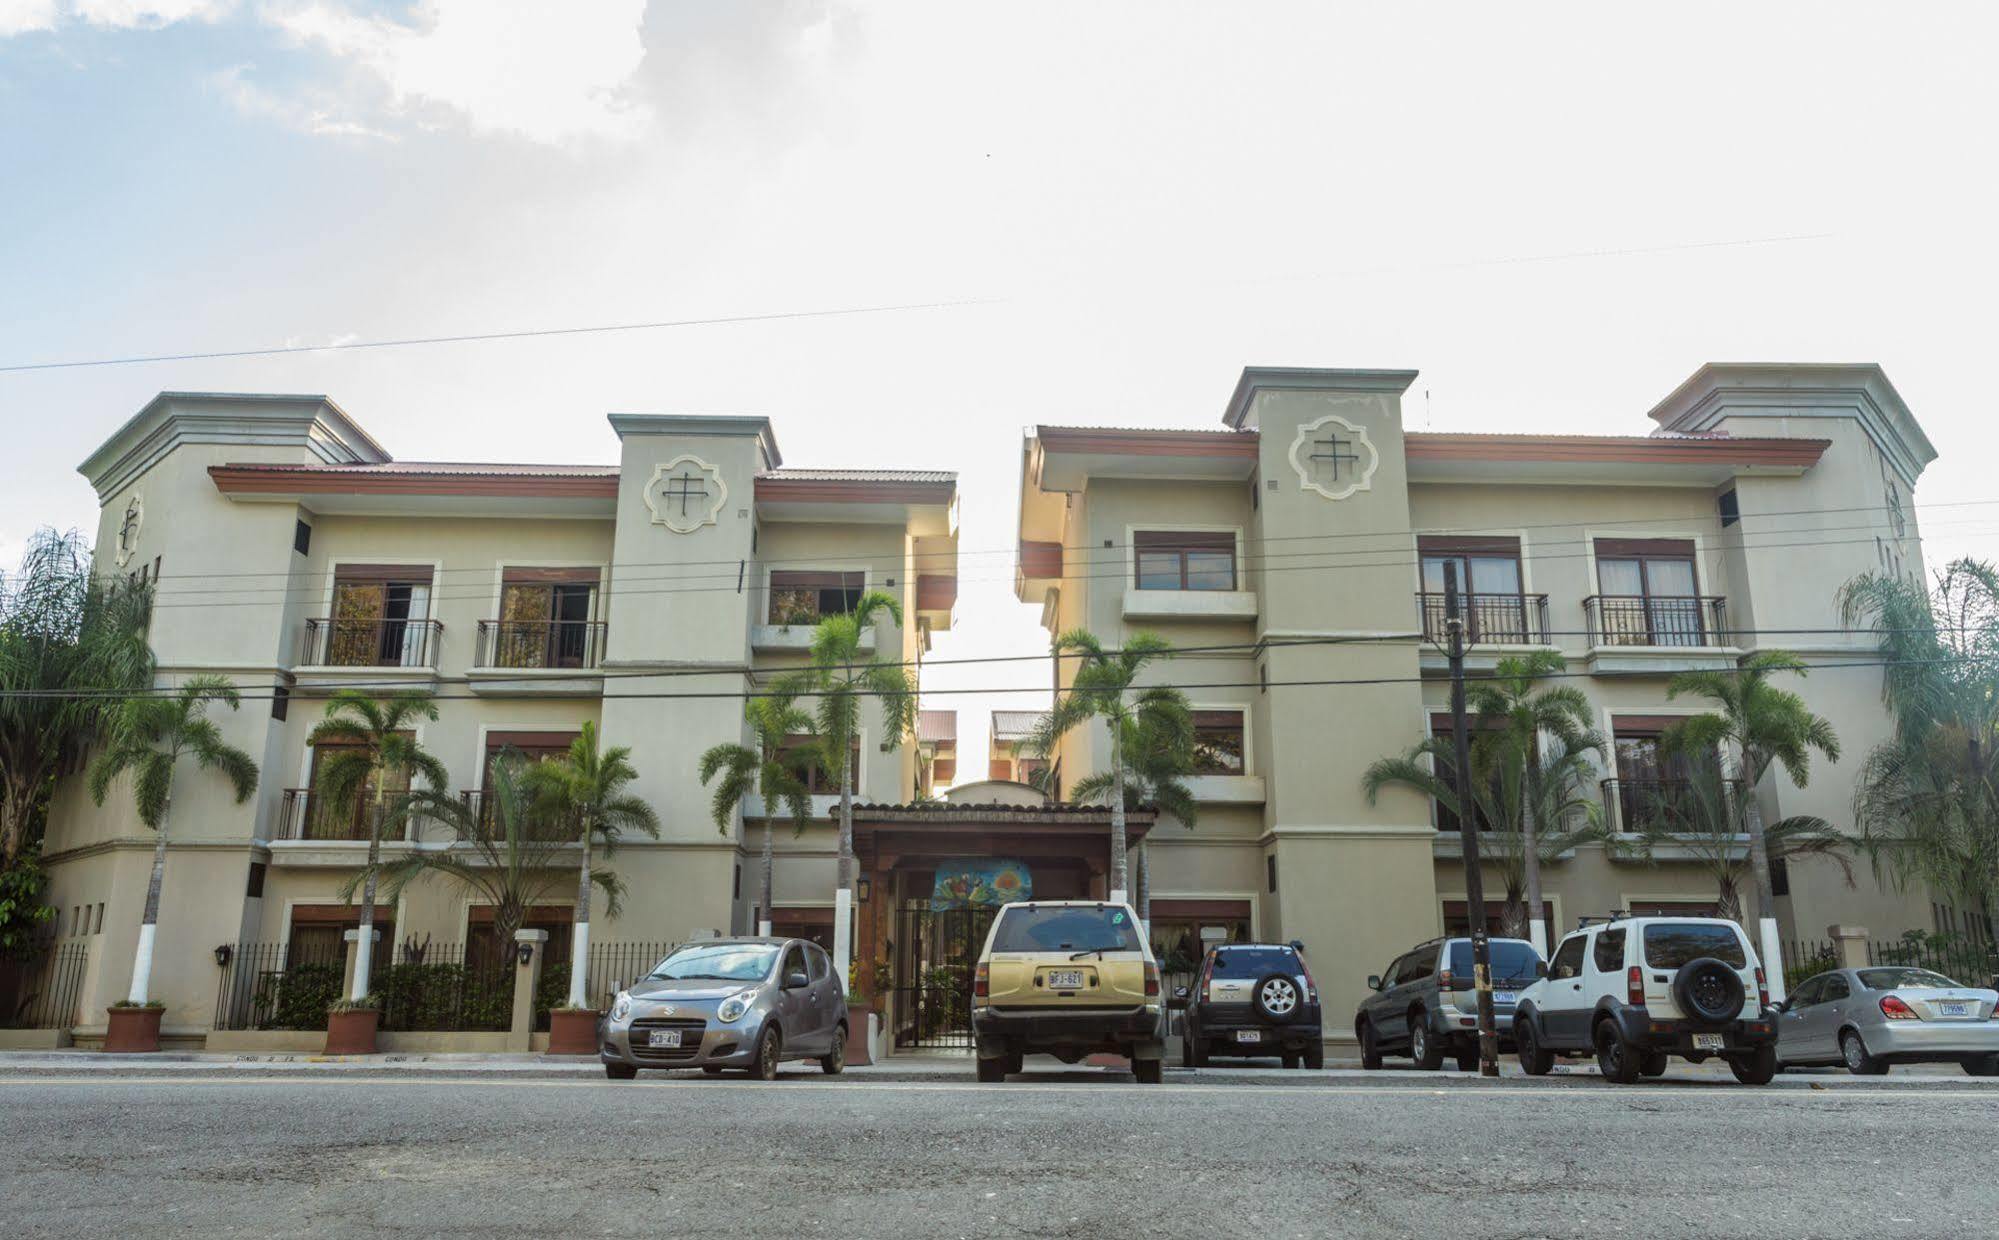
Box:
[1521,765,1546,954]
[1716,874,1744,924]
[758,818,775,936]
[833,743,856,991]
[565,811,594,1008]
[127,794,170,1005]
[351,784,385,1002]
[1137,839,1150,925]
[1108,722,1129,902]
[1738,752,1786,1001]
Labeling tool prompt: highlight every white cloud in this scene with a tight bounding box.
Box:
[210,63,396,140]
[0,0,61,34]
[271,0,651,144]
[71,0,228,27]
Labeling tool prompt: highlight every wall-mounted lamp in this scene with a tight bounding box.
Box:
[857,878,872,903]
[213,944,233,969]
[517,941,535,966]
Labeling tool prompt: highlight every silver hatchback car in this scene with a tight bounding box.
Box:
[1775,966,1999,1076]
[600,938,849,1080]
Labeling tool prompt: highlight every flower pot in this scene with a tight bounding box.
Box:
[324,1007,380,1055]
[845,1003,875,1066]
[547,1008,600,1056]
[103,1005,163,1054]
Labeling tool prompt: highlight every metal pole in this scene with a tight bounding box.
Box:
[1443,561,1500,1078]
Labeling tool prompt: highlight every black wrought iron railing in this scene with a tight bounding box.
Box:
[1600,776,1745,833]
[4,940,88,1030]
[213,940,346,1031]
[277,788,376,842]
[582,940,679,1012]
[474,619,607,671]
[455,790,580,842]
[1582,595,1726,648]
[375,939,515,1033]
[301,617,443,668]
[1415,592,1549,645]
[1868,935,1999,989]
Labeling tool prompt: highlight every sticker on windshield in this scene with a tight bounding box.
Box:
[1111,911,1126,924]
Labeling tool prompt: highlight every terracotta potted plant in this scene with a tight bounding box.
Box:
[547,1006,599,1056]
[104,1000,165,1053]
[324,997,380,1055]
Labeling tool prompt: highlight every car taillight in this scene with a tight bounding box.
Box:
[1298,961,1318,1002]
[973,963,989,1000]
[1144,962,1160,998]
[1438,968,1453,989]
[1754,967,1769,1010]
[1627,965,1646,1007]
[1880,994,1918,1021]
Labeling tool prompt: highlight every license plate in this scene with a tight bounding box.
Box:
[1234,1030,1262,1043]
[1494,991,1516,1005]
[1047,970,1085,990]
[647,1029,682,1049]
[1691,1033,1726,1050]
[1939,1002,1969,1018]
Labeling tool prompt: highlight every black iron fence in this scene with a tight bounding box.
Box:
[1868,934,1999,988]
[1415,592,1550,646]
[893,903,994,1050]
[1781,939,1839,992]
[214,940,347,1031]
[475,619,607,671]
[582,940,677,1012]
[1583,594,1727,648]
[376,939,514,1032]
[301,617,443,668]
[4,941,88,1030]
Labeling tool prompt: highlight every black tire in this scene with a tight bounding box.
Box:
[1282,1051,1301,1069]
[1730,1045,1778,1086]
[1304,1040,1325,1070]
[1253,973,1303,1025]
[1133,1057,1163,1084]
[1182,1035,1205,1068]
[1594,1020,1641,1085]
[1517,1018,1554,1076]
[604,1062,637,1081]
[1841,1029,1889,1076]
[1672,958,1747,1025]
[750,1026,781,1081]
[975,1055,1006,1083]
[1962,1054,1999,1078]
[1455,1043,1479,1072]
[1004,1050,1024,1076]
[1358,1021,1383,1071]
[1410,1013,1444,1071]
[820,1024,846,1075]
[1640,1050,1670,1078]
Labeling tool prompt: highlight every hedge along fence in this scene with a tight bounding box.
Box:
[1781,939,1839,993]
[376,939,515,1033]
[214,941,345,1032]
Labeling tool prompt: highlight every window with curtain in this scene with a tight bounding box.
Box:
[1191,710,1246,774]
[1418,536,1528,642]
[1133,531,1237,591]
[496,568,599,668]
[1593,540,1702,646]
[306,736,411,840]
[768,571,865,624]
[329,565,434,666]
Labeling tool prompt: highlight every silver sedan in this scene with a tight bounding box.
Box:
[600,938,850,1080]
[1775,966,1999,1076]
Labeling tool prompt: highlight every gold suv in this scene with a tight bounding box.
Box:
[971,900,1167,1083]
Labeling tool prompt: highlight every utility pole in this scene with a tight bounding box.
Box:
[1442,561,1500,1078]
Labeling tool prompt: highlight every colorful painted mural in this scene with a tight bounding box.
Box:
[930,859,1032,909]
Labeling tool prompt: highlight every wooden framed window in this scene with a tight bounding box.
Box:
[1426,713,1508,832]
[327,565,435,667]
[1133,531,1237,592]
[1592,539,1704,647]
[781,735,860,795]
[1608,715,1714,832]
[306,735,411,839]
[1191,710,1246,775]
[495,569,599,669]
[1417,536,1529,643]
[768,570,864,624]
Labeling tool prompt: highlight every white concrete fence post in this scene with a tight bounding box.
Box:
[511,930,548,1053]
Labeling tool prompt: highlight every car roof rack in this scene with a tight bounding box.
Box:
[1573,911,1628,929]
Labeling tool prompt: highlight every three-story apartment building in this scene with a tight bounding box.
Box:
[44,394,957,1038]
[1016,363,1938,1012]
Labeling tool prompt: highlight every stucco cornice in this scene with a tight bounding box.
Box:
[1646,363,1935,488]
[79,392,389,502]
[1222,366,1420,429]
[606,413,782,469]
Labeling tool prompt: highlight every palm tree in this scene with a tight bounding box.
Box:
[1663,651,1840,1001]
[1363,732,1599,938]
[519,722,660,1009]
[775,589,917,987]
[1623,755,1854,921]
[1063,710,1197,921]
[382,752,624,947]
[308,690,447,1001]
[1025,630,1183,905]
[1466,651,1600,952]
[85,676,258,1005]
[699,694,815,937]
[1840,560,1999,932]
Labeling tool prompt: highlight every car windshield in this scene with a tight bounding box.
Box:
[1447,940,1542,983]
[1210,948,1298,979]
[991,906,1143,953]
[647,943,778,982]
[1858,968,1961,991]
[1642,923,1748,969]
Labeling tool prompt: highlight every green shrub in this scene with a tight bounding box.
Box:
[253,961,343,1029]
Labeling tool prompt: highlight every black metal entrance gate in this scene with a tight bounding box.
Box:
[892,901,996,1049]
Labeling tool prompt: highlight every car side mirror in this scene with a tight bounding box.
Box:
[1168,987,1189,1010]
[1534,961,1548,979]
[785,970,809,990]
[1366,975,1382,991]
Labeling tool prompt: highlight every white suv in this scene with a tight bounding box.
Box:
[1512,916,1780,1085]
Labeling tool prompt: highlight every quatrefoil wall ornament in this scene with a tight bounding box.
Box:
[643,455,728,534]
[1287,414,1379,501]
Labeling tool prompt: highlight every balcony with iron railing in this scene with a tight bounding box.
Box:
[473,619,607,671]
[300,617,444,669]
[458,790,584,843]
[1600,776,1744,836]
[1582,595,1727,649]
[1415,592,1550,646]
[275,788,379,842]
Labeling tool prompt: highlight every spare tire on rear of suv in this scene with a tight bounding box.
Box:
[1672,957,1746,1025]
[1253,973,1302,1024]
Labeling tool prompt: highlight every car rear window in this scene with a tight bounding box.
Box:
[1209,947,1298,979]
[1858,968,1960,991]
[1446,940,1542,983]
[991,905,1143,953]
[1642,923,1747,969]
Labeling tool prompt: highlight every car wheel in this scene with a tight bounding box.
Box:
[1841,1029,1889,1076]
[1594,1020,1641,1085]
[1455,1043,1479,1073]
[1253,973,1303,1024]
[1004,1050,1024,1076]
[1517,1019,1554,1076]
[975,1055,1007,1083]
[1282,1051,1301,1070]
[604,1062,637,1081]
[750,1026,782,1081]
[1304,1040,1325,1070]
[1358,1021,1383,1071]
[1962,1054,1999,1077]
[1640,1050,1670,1077]
[1730,1045,1778,1086]
[1182,1035,1204,1068]
[1411,1014,1444,1071]
[819,1024,846,1075]
[1133,1057,1163,1084]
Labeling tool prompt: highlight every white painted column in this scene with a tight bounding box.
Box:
[566,919,591,1009]
[126,923,157,1006]
[832,887,853,996]
[1758,917,1787,1004]
[1528,920,1548,959]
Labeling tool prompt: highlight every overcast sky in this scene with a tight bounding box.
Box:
[3,1,1995,778]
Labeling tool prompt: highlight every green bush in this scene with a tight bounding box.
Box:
[376,960,514,1032]
[253,961,343,1029]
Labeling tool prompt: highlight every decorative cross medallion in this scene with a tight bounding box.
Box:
[1286,412,1378,502]
[642,456,728,534]
[663,471,708,517]
[114,495,144,567]
[1307,432,1361,483]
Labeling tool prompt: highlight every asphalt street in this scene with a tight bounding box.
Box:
[1,1064,1994,1238]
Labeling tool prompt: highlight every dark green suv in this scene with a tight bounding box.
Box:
[1355,936,1544,1071]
